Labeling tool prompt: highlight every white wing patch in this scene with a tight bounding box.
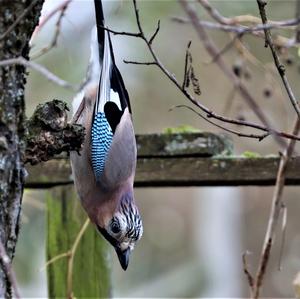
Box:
[110,89,121,110]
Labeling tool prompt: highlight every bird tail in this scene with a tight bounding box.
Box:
[93,0,116,114]
[94,0,105,61]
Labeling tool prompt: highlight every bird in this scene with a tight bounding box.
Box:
[70,0,143,271]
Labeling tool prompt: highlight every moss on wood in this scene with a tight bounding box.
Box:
[46,186,111,298]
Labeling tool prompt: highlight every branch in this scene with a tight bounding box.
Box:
[253,118,300,299]
[67,219,90,299]
[179,0,287,148]
[149,20,161,45]
[100,26,142,37]
[103,1,300,143]
[0,57,78,91]
[256,0,300,119]
[171,105,269,141]
[296,0,300,42]
[197,0,299,28]
[250,1,300,297]
[242,251,254,297]
[31,0,72,59]
[123,60,156,65]
[172,17,300,34]
[25,100,85,165]
[31,0,72,40]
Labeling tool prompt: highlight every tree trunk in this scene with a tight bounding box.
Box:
[0,1,44,297]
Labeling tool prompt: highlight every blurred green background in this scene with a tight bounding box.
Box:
[15,0,300,297]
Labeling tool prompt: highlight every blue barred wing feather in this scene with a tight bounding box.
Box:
[91,112,113,180]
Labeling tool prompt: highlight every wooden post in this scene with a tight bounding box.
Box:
[46,186,111,298]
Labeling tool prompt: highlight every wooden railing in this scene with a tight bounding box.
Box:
[26,133,300,298]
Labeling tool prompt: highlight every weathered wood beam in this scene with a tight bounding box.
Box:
[25,132,300,187]
[26,156,300,188]
[136,156,300,186]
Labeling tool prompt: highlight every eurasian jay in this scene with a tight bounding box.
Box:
[70,0,143,271]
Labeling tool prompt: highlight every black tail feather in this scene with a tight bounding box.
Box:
[93,0,132,114]
[94,0,105,59]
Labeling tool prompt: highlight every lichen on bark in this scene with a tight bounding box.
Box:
[0,1,44,297]
[25,100,85,165]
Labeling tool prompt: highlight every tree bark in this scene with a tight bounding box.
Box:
[0,1,44,297]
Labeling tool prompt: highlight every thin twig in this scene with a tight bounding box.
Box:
[40,252,70,272]
[251,3,300,296]
[171,105,269,141]
[0,241,20,299]
[256,0,300,119]
[101,26,142,37]
[197,0,298,27]
[0,57,77,91]
[278,203,287,271]
[31,0,71,59]
[105,1,300,143]
[179,0,287,148]
[296,0,300,42]
[67,219,90,299]
[123,60,156,65]
[253,118,300,299]
[172,17,300,34]
[242,251,254,297]
[149,20,161,45]
[31,0,72,46]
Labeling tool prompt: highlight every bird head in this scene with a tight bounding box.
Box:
[95,191,143,270]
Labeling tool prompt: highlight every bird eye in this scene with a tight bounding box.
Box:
[110,221,121,234]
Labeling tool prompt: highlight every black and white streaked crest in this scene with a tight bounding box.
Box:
[118,194,143,242]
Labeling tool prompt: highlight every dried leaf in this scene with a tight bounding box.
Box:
[190,66,201,96]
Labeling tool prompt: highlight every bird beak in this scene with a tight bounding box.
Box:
[115,247,131,271]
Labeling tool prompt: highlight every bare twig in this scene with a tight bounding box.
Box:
[278,203,287,271]
[149,20,161,45]
[0,241,20,299]
[40,219,90,299]
[253,118,300,299]
[123,60,156,65]
[104,1,300,143]
[100,26,142,37]
[172,16,300,34]
[171,105,269,141]
[296,0,300,42]
[31,0,72,42]
[40,252,70,272]
[31,0,71,59]
[179,0,287,148]
[250,2,300,297]
[0,57,78,90]
[197,0,298,28]
[242,251,254,297]
[256,0,300,119]
[67,219,90,299]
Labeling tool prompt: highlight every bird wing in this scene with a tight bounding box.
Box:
[101,108,136,190]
